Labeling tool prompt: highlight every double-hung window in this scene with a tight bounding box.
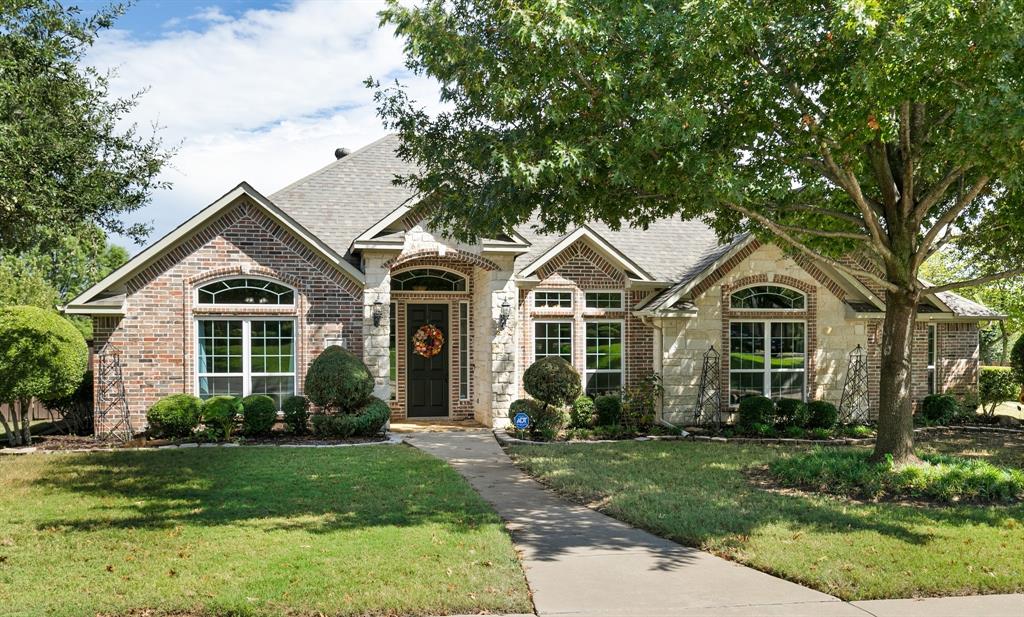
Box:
[197,318,296,408]
[534,321,572,363]
[534,290,572,308]
[927,324,937,394]
[585,321,623,396]
[729,321,806,404]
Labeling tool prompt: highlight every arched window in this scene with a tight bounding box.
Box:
[731,285,805,310]
[391,268,466,292]
[197,278,295,305]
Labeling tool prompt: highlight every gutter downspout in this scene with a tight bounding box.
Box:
[638,313,686,435]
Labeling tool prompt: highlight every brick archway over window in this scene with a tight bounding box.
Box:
[384,248,500,272]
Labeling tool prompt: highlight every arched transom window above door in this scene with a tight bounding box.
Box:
[197,278,295,306]
[731,285,805,310]
[391,268,466,292]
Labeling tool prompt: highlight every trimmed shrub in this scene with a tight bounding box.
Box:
[921,394,959,424]
[522,357,582,409]
[304,345,374,412]
[805,400,839,429]
[569,396,595,429]
[0,306,89,446]
[769,448,1024,504]
[240,394,277,436]
[147,393,202,438]
[510,398,565,441]
[774,398,808,427]
[311,396,390,438]
[282,395,311,435]
[621,373,662,433]
[979,366,1020,416]
[1011,336,1024,391]
[737,396,774,433]
[201,395,242,440]
[594,394,622,427]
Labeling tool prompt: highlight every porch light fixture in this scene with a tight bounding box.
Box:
[372,300,384,327]
[497,298,512,331]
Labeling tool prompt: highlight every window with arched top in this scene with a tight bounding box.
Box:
[730,285,805,310]
[391,268,466,292]
[197,278,295,306]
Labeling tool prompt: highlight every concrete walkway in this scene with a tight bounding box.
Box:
[405,429,1022,617]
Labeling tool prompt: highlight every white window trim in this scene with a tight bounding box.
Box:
[194,316,297,405]
[194,275,297,308]
[729,284,807,312]
[583,290,625,311]
[390,266,469,294]
[459,301,470,400]
[533,319,574,364]
[728,319,807,403]
[584,318,626,395]
[533,289,573,309]
[927,323,937,395]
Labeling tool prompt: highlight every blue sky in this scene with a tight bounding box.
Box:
[78,1,439,253]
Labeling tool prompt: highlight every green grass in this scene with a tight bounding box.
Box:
[509,440,1024,600]
[770,448,1024,504]
[0,446,531,617]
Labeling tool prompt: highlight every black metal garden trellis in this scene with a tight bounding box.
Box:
[694,346,722,428]
[839,345,870,424]
[98,350,133,442]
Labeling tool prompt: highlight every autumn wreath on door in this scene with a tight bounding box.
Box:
[412,324,445,358]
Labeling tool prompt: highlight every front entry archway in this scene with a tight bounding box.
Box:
[406,303,449,417]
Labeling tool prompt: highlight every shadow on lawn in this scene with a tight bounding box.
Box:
[28,445,496,535]
[513,441,1023,550]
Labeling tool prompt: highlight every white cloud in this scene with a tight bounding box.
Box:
[87,0,440,252]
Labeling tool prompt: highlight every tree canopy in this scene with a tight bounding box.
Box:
[375,0,1024,462]
[0,0,171,252]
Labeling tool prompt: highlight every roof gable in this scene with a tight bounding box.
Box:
[518,226,655,282]
[66,183,363,314]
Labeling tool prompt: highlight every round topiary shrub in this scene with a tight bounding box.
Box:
[594,394,622,427]
[240,394,277,436]
[569,395,595,429]
[282,395,311,435]
[146,393,202,438]
[921,394,959,424]
[805,400,839,429]
[774,398,808,427]
[311,396,390,438]
[1011,336,1024,394]
[522,357,582,410]
[736,396,774,433]
[304,345,374,412]
[201,395,242,440]
[0,306,89,446]
[979,366,1020,416]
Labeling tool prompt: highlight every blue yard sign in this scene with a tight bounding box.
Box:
[512,412,531,430]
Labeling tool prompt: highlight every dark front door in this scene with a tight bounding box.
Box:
[406,303,449,417]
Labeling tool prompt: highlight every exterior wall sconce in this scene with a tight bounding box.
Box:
[372,300,384,328]
[497,298,512,331]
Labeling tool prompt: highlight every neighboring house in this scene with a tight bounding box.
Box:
[66,135,999,433]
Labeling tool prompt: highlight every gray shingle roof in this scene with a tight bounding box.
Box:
[934,291,1003,318]
[270,134,419,256]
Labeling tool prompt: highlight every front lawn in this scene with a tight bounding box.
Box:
[509,437,1024,600]
[0,446,532,617]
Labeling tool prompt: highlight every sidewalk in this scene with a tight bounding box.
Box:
[405,429,1022,617]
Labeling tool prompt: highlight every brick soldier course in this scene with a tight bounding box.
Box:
[68,135,1000,433]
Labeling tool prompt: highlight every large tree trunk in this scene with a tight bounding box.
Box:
[871,287,921,465]
[18,399,32,446]
[0,408,15,447]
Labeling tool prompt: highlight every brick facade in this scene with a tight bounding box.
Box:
[518,241,656,398]
[91,198,362,433]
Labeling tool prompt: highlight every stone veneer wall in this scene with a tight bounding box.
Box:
[91,199,362,434]
[517,241,656,399]
[661,243,981,423]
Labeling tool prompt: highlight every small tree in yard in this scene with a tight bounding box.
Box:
[522,357,582,413]
[0,306,88,446]
[375,0,1024,464]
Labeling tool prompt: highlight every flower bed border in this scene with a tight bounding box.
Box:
[0,434,404,455]
[495,424,1023,447]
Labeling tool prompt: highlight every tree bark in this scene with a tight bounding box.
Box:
[18,398,32,446]
[871,287,921,465]
[0,407,15,447]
